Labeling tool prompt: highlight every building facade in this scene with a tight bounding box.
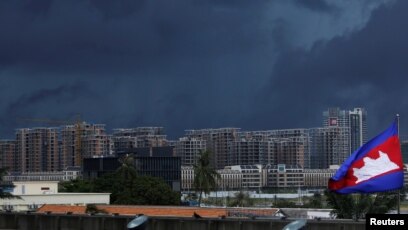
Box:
[303,168,337,188]
[181,166,242,191]
[186,128,240,169]
[174,137,206,166]
[16,128,60,172]
[3,167,81,182]
[264,164,303,188]
[268,129,310,168]
[401,140,408,164]
[1,181,109,212]
[0,140,17,172]
[230,165,262,189]
[61,123,109,168]
[308,127,350,169]
[112,127,168,150]
[323,107,367,153]
[229,137,269,166]
[83,147,181,191]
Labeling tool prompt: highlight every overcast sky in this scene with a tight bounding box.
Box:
[1,0,407,139]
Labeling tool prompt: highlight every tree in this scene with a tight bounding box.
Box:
[230,191,254,207]
[114,154,138,204]
[131,176,180,205]
[325,189,405,220]
[273,199,297,208]
[193,150,220,205]
[116,154,138,181]
[307,192,323,208]
[92,155,179,205]
[59,154,180,206]
[0,167,19,199]
[59,179,93,193]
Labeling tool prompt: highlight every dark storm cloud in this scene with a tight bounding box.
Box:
[7,83,90,114]
[23,0,53,15]
[90,0,146,19]
[0,0,401,139]
[294,0,337,13]
[258,0,408,136]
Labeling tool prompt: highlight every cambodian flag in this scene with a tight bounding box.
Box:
[328,120,404,194]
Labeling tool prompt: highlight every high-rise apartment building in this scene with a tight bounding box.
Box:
[61,123,109,168]
[112,127,167,152]
[268,129,310,168]
[0,140,17,172]
[185,128,240,169]
[81,134,111,158]
[174,137,206,166]
[323,107,367,152]
[309,126,350,169]
[229,138,269,166]
[112,136,138,154]
[16,128,60,172]
[401,139,408,164]
[228,130,309,168]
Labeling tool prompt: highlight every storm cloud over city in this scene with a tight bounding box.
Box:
[1,0,407,138]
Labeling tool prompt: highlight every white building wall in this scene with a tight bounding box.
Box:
[12,181,59,195]
[1,193,110,212]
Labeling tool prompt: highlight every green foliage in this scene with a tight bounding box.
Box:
[59,155,180,206]
[131,176,180,205]
[230,191,254,207]
[0,167,19,199]
[325,189,405,220]
[59,179,93,193]
[325,191,369,219]
[117,154,138,181]
[210,197,225,207]
[85,204,107,214]
[307,192,323,208]
[93,173,179,205]
[193,150,220,205]
[272,199,298,208]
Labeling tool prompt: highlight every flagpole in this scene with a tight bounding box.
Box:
[397,113,400,215]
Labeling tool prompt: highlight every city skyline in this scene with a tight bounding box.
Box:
[1,1,408,141]
[0,106,392,141]
[0,107,384,172]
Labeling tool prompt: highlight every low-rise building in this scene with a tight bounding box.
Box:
[181,166,194,191]
[3,167,81,182]
[230,165,262,189]
[181,166,243,191]
[264,164,303,188]
[0,181,110,212]
[303,168,337,188]
[83,147,181,191]
[217,167,242,190]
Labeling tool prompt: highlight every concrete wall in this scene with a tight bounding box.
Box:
[0,193,110,212]
[0,212,365,230]
[12,181,59,195]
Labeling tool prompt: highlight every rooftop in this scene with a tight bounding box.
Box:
[37,205,280,218]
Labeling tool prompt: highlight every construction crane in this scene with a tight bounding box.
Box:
[17,114,84,167]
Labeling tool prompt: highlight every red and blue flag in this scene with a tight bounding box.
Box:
[328,120,404,194]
